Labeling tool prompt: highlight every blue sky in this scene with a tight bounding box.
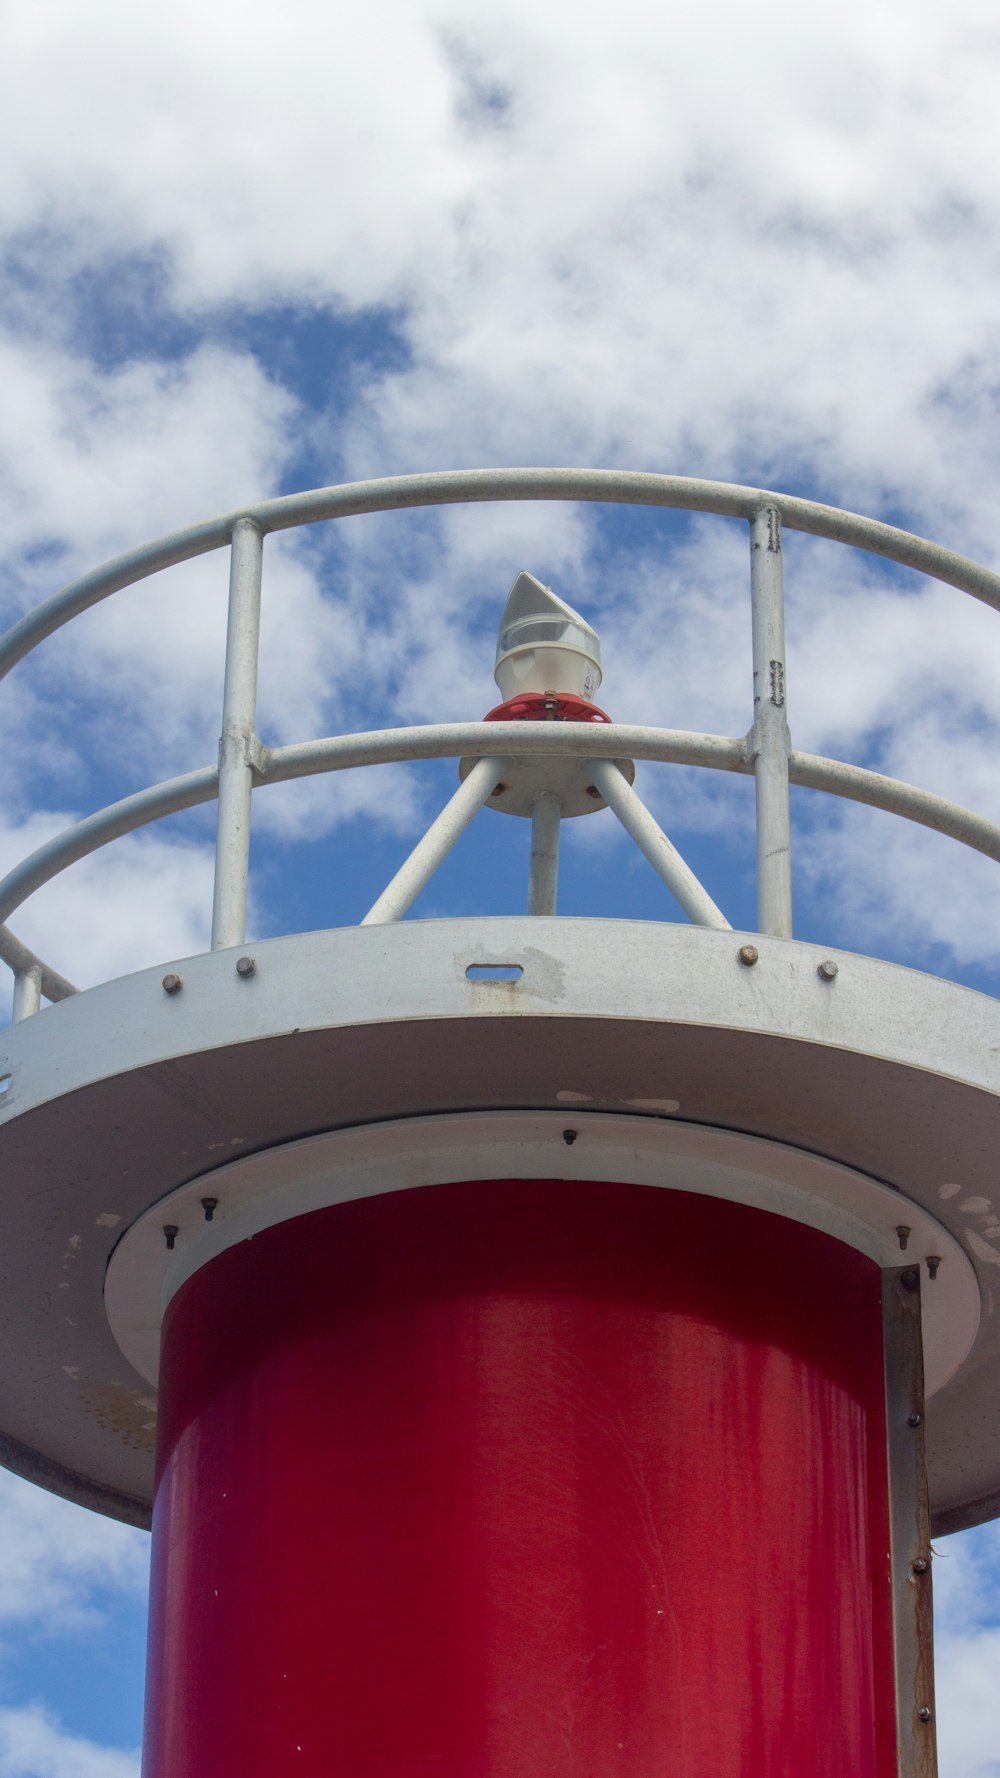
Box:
[2,1,1000,1771]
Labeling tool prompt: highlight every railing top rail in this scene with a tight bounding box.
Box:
[3,468,1000,688]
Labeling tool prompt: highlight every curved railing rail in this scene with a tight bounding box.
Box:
[3,468,1000,1018]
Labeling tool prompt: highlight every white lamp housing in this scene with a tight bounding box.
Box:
[494,572,603,702]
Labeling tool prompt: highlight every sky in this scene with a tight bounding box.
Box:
[1,0,1000,1770]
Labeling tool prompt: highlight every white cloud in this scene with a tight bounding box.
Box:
[0,1707,138,1778]
[935,1526,1000,1778]
[937,1632,1000,1778]
[0,811,216,992]
[793,797,1000,972]
[0,334,297,575]
[1,2,462,311]
[0,327,324,796]
[935,1523,1000,1633]
[0,1470,146,1633]
[0,0,997,540]
[252,761,426,848]
[0,1473,144,1777]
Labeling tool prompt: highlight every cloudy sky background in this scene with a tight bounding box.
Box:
[2,0,1000,1769]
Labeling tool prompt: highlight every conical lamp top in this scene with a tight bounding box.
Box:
[494,572,602,701]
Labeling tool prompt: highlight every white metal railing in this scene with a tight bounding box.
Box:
[3,467,1000,1019]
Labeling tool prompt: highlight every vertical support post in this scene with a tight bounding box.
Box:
[883,1266,937,1778]
[528,793,560,915]
[212,519,263,951]
[749,505,793,938]
[11,964,42,1023]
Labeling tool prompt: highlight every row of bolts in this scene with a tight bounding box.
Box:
[159,949,839,995]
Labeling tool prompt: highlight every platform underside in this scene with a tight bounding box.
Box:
[1,916,999,1532]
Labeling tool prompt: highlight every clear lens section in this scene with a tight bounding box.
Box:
[498,616,599,657]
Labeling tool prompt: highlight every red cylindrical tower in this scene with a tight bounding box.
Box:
[143,1178,896,1778]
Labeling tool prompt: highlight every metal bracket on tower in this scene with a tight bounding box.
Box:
[883,1265,938,1778]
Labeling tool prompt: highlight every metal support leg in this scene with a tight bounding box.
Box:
[528,794,560,915]
[750,505,793,938]
[883,1266,937,1778]
[212,520,263,951]
[587,759,731,929]
[11,964,42,1022]
[361,757,511,926]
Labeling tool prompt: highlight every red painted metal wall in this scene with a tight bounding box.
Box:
[143,1179,896,1777]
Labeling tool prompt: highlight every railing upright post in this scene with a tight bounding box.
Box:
[212,519,263,951]
[749,505,793,938]
[11,964,42,1022]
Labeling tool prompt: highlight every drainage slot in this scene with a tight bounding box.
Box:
[466,964,523,982]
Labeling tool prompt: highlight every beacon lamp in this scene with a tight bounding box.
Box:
[469,571,628,816]
[493,570,603,704]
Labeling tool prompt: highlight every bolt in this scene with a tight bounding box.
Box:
[912,1557,929,1575]
[161,973,183,994]
[927,1254,941,1281]
[917,1707,933,1724]
[163,1225,179,1252]
[896,1225,911,1252]
[817,959,839,981]
[562,1129,578,1145]
[907,1412,923,1428]
[901,1267,920,1292]
[738,944,759,966]
[235,955,256,978]
[491,782,507,797]
[201,1197,219,1223]
[586,784,601,799]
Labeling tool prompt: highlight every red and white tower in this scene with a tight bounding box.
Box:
[0,468,996,1777]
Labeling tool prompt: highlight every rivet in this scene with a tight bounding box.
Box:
[927,1254,941,1280]
[235,955,256,978]
[562,1129,578,1145]
[896,1225,911,1252]
[917,1707,933,1724]
[738,944,759,966]
[912,1557,929,1575]
[201,1197,219,1223]
[161,973,183,994]
[907,1412,923,1428]
[817,959,839,981]
[163,1225,179,1252]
